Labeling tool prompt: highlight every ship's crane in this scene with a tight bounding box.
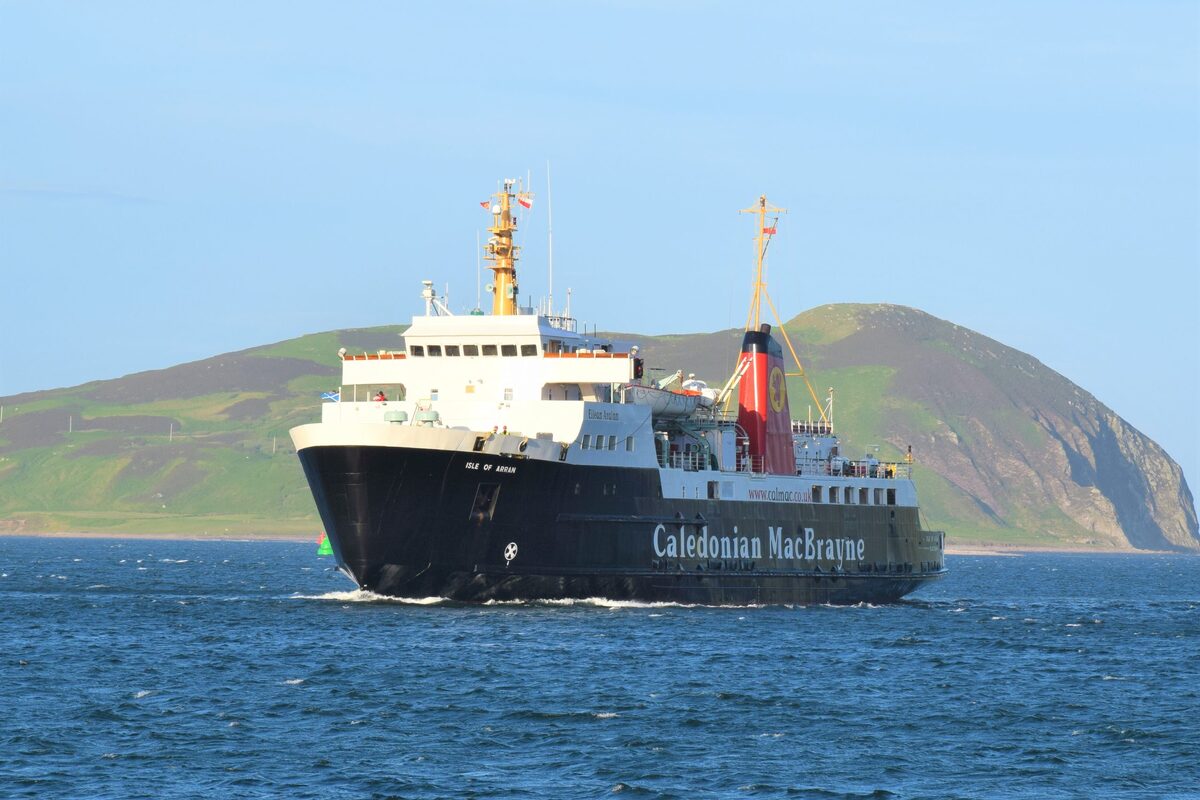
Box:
[714,355,753,411]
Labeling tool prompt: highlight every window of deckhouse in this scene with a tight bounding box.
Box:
[410,345,425,356]
[521,344,538,356]
[446,345,461,356]
[501,344,518,357]
[482,345,498,356]
[428,345,442,357]
[464,345,480,356]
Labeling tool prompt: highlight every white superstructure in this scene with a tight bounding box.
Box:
[292,287,919,510]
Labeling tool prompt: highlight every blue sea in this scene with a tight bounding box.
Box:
[1,538,1197,799]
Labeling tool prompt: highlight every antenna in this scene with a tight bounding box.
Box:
[546,160,554,316]
[475,229,481,311]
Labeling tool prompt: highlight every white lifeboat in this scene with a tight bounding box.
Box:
[624,383,703,419]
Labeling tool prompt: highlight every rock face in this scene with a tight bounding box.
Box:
[787,305,1197,550]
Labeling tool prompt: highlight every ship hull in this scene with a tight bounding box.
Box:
[298,444,945,605]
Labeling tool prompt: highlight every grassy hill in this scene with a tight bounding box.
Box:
[1,306,1196,550]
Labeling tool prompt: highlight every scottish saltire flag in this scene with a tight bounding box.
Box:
[320,391,340,402]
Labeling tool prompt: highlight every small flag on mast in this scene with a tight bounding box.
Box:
[762,226,777,235]
[480,201,490,209]
[517,194,533,210]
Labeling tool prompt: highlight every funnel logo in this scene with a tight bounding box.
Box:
[768,366,787,413]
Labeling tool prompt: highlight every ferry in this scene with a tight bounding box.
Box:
[291,179,946,603]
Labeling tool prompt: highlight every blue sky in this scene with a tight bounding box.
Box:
[1,1,1196,493]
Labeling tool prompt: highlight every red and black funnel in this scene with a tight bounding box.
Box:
[736,323,793,474]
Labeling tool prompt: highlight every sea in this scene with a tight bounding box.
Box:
[0,538,1196,800]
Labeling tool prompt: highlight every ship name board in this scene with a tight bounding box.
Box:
[653,524,865,567]
[586,409,620,421]
[463,461,518,474]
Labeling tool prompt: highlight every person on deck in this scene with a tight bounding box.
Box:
[373,390,387,402]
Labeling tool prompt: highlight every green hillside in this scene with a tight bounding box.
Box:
[1,307,1196,550]
[0,326,404,536]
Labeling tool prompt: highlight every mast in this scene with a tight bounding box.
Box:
[738,194,786,332]
[546,161,554,317]
[484,178,532,316]
[734,194,830,425]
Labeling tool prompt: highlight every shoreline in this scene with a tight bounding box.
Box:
[0,530,315,543]
[1,531,1185,555]
[946,543,1177,556]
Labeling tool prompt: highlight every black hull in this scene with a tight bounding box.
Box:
[298,445,946,605]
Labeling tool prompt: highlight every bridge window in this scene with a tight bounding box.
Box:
[625,436,634,452]
[608,435,617,451]
[812,486,823,503]
[482,345,498,356]
[410,345,425,357]
[445,345,460,357]
[581,434,591,450]
[501,344,518,357]
[427,345,442,357]
[521,344,538,356]
[464,345,479,356]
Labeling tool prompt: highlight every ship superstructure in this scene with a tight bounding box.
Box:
[291,180,945,603]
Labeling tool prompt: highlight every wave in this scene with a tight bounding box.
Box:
[482,596,705,609]
[290,590,448,605]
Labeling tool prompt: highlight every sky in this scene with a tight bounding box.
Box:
[1,1,1197,494]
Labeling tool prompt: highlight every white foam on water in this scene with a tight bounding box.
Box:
[592,712,618,719]
[133,690,152,699]
[1065,623,1083,628]
[291,590,447,605]
[284,678,305,685]
[1102,675,1124,681]
[160,559,190,564]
